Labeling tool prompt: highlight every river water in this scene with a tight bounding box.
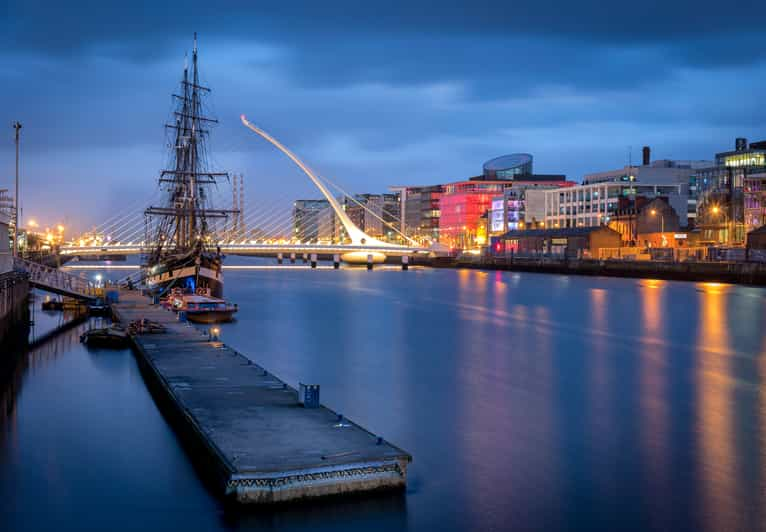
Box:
[1,265,766,531]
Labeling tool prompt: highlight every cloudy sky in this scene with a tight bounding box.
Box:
[2,1,765,232]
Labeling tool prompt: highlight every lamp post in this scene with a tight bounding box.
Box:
[650,208,665,246]
[12,121,21,257]
[711,205,728,245]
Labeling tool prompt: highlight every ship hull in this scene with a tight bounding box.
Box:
[145,261,224,298]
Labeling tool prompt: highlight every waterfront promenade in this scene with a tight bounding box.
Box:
[111,290,411,503]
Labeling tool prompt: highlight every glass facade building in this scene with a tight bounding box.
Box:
[292,199,330,243]
[439,181,506,249]
[694,139,766,245]
[482,154,533,180]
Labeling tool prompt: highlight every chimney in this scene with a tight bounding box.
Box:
[642,146,651,166]
[736,138,748,152]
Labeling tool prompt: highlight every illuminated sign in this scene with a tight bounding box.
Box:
[491,199,504,211]
[674,233,687,239]
[490,210,505,232]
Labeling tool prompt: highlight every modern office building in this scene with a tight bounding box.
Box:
[542,182,688,232]
[342,193,400,241]
[694,138,766,245]
[393,185,442,244]
[440,180,505,248]
[292,199,330,243]
[583,149,711,229]
[489,180,574,236]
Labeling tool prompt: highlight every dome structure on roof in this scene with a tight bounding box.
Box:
[483,153,533,180]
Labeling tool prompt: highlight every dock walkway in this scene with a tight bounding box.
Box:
[111,290,410,504]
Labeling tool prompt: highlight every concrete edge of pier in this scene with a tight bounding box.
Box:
[111,294,412,504]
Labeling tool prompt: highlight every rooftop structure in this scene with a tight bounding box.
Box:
[482,154,533,180]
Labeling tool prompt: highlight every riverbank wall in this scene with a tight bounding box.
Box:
[0,271,29,348]
[423,256,766,285]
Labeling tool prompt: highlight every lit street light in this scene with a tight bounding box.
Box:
[650,208,665,245]
[12,121,21,257]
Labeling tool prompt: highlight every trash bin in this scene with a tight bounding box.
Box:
[298,383,320,408]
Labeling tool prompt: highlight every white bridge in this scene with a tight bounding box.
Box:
[62,116,430,264]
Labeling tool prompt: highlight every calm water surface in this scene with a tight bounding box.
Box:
[2,266,766,531]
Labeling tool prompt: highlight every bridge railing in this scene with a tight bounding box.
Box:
[13,257,98,299]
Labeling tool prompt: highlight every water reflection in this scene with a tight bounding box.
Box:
[1,268,766,531]
[696,283,739,532]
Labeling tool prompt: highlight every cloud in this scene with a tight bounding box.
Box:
[2,1,766,232]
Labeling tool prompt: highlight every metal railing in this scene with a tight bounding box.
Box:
[13,257,98,299]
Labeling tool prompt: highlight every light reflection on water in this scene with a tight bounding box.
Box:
[0,266,765,531]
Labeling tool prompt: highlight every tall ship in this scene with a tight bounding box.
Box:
[143,34,236,299]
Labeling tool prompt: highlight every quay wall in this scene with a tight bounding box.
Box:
[423,256,766,285]
[0,271,29,348]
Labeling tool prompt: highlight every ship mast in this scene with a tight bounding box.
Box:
[145,33,236,262]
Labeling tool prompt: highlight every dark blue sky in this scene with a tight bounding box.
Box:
[2,1,765,232]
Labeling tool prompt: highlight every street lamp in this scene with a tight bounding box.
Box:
[12,121,21,257]
[650,208,665,246]
[711,205,729,244]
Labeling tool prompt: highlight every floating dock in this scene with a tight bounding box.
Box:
[111,290,411,504]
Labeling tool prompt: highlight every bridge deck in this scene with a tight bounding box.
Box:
[111,290,410,504]
[28,280,97,301]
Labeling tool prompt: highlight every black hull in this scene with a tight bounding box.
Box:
[146,263,224,298]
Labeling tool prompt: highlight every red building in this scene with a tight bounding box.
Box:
[439,180,506,249]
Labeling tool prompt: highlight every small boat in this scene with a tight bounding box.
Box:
[80,326,129,347]
[166,289,238,323]
[42,299,64,311]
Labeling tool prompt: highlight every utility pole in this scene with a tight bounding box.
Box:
[12,121,22,257]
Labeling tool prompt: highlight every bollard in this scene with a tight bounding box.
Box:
[298,383,320,408]
[367,254,373,270]
[310,253,317,269]
[402,255,409,271]
[290,252,296,264]
[302,253,308,264]
[333,253,340,269]
[277,252,283,264]
[178,310,187,322]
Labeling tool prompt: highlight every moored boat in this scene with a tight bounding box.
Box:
[80,326,129,347]
[142,34,237,302]
[165,288,237,323]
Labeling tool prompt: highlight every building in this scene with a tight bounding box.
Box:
[316,202,342,243]
[440,180,505,248]
[0,208,10,272]
[490,226,622,259]
[489,180,574,236]
[341,193,401,241]
[441,154,569,248]
[292,199,330,243]
[694,138,766,245]
[394,185,442,244]
[543,182,688,231]
[747,224,766,252]
[582,148,711,228]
